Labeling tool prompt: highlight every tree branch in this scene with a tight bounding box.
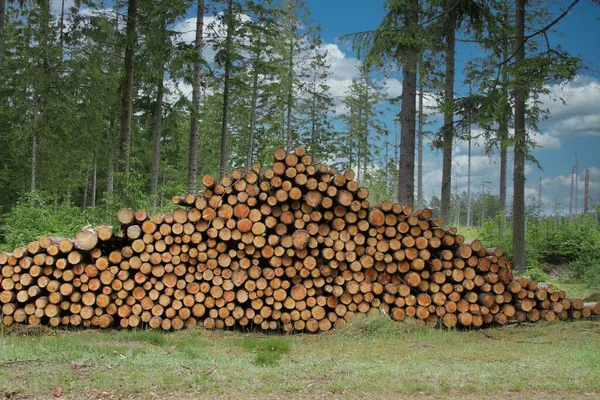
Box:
[498,0,580,66]
[525,0,580,40]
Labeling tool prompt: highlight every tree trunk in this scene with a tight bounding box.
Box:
[512,0,526,273]
[31,133,37,195]
[498,41,509,213]
[246,54,259,170]
[310,76,317,160]
[498,119,508,213]
[285,34,294,154]
[440,26,455,224]
[0,0,6,70]
[356,105,362,185]
[467,133,472,227]
[35,0,52,194]
[107,122,115,198]
[83,182,88,210]
[363,83,369,183]
[151,20,167,207]
[219,0,234,179]
[150,80,164,206]
[187,0,204,192]
[397,0,418,207]
[59,0,66,60]
[91,156,97,207]
[417,74,424,210]
[119,0,137,174]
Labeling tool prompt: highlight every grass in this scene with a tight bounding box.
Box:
[544,276,600,301]
[455,226,483,241]
[236,337,290,365]
[1,316,599,399]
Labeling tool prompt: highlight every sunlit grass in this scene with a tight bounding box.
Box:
[1,318,599,399]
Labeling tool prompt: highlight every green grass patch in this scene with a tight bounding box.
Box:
[456,226,483,241]
[117,329,167,346]
[544,276,600,300]
[237,337,291,366]
[1,320,599,398]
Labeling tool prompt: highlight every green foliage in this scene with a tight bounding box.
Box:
[238,337,291,366]
[479,211,600,287]
[0,183,184,251]
[0,192,96,251]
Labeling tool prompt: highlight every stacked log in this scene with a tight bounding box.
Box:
[0,147,598,332]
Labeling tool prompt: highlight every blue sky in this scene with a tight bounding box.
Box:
[304,0,600,215]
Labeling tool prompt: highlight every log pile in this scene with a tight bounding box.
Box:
[1,147,599,332]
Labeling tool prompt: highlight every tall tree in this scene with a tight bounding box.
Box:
[507,0,581,271]
[417,69,424,209]
[187,0,204,192]
[512,0,526,273]
[119,0,138,175]
[338,66,387,183]
[344,0,426,206]
[277,0,312,154]
[439,19,455,223]
[0,0,5,69]
[297,36,336,164]
[397,0,419,207]
[218,0,235,178]
[434,0,490,224]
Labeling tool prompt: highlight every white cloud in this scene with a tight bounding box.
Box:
[536,76,600,144]
[384,78,402,98]
[529,130,562,150]
[319,43,361,99]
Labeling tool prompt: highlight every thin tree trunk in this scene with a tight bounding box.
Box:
[119,0,137,174]
[363,83,369,183]
[106,123,115,198]
[35,0,52,193]
[91,156,97,207]
[67,171,72,202]
[285,34,294,154]
[498,41,509,213]
[0,0,6,70]
[356,105,363,185]
[160,164,167,208]
[512,0,527,273]
[150,81,164,206]
[498,120,508,213]
[310,76,317,160]
[397,0,418,207]
[247,56,259,170]
[187,0,204,192]
[31,134,37,195]
[83,182,88,210]
[394,121,399,203]
[440,26,455,224]
[151,20,167,207]
[384,138,389,195]
[219,0,234,179]
[417,75,424,210]
[59,0,65,60]
[467,132,472,227]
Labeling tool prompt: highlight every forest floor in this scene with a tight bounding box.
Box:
[1,315,599,400]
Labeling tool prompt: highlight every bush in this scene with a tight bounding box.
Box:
[0,182,186,251]
[0,192,93,251]
[479,211,600,287]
